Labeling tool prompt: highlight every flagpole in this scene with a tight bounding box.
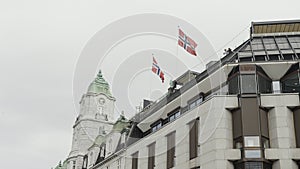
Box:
[176,26,180,76]
[176,26,179,58]
[150,53,153,99]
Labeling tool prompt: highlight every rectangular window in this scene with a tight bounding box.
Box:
[281,72,300,93]
[189,119,198,159]
[168,110,181,122]
[294,109,300,148]
[148,143,155,169]
[83,155,88,169]
[188,95,204,110]
[272,81,281,93]
[167,132,176,169]
[117,159,121,169]
[189,102,196,109]
[196,97,203,105]
[241,74,257,94]
[244,136,260,147]
[228,75,239,94]
[73,161,76,169]
[244,150,261,158]
[151,122,162,132]
[258,74,272,93]
[132,152,138,169]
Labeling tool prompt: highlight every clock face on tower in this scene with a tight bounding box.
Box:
[98,98,105,105]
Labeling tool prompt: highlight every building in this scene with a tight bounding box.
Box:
[54,19,300,169]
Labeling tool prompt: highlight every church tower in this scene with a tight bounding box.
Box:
[67,70,116,169]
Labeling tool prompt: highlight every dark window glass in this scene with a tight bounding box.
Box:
[167,132,175,169]
[234,162,272,169]
[255,55,266,61]
[228,75,239,94]
[258,75,272,93]
[232,110,242,139]
[240,57,252,62]
[148,143,155,169]
[245,162,263,169]
[73,161,76,169]
[294,109,300,148]
[234,162,244,169]
[269,55,279,60]
[132,152,138,169]
[281,72,300,93]
[283,54,294,60]
[189,120,198,159]
[241,74,257,94]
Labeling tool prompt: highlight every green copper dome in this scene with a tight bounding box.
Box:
[87,70,112,96]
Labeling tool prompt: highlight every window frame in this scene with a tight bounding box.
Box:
[147,142,156,169]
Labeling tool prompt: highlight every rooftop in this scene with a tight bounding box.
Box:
[131,19,300,124]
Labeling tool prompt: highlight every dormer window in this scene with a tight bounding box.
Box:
[188,94,204,110]
[168,109,181,122]
[151,121,162,132]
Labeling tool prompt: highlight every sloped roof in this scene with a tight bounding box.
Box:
[223,35,300,63]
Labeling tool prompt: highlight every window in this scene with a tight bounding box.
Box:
[132,152,138,169]
[83,155,88,169]
[169,110,181,122]
[241,74,257,94]
[189,102,196,109]
[294,108,300,148]
[272,81,281,93]
[262,137,270,149]
[167,132,176,169]
[235,141,243,149]
[257,74,272,93]
[99,146,105,161]
[148,143,155,169]
[281,71,300,93]
[244,136,260,147]
[117,159,121,169]
[89,152,93,166]
[245,162,262,169]
[234,162,272,169]
[151,122,162,132]
[188,94,204,110]
[72,161,76,169]
[228,75,239,94]
[189,119,198,159]
[244,150,261,158]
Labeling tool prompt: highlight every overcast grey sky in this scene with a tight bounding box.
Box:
[0,0,299,169]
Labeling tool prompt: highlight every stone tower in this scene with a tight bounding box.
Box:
[67,70,116,169]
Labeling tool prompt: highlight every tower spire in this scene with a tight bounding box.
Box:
[87,70,112,96]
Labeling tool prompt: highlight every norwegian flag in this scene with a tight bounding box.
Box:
[152,57,165,83]
[178,28,198,56]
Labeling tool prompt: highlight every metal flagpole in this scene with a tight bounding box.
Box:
[176,26,180,77]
